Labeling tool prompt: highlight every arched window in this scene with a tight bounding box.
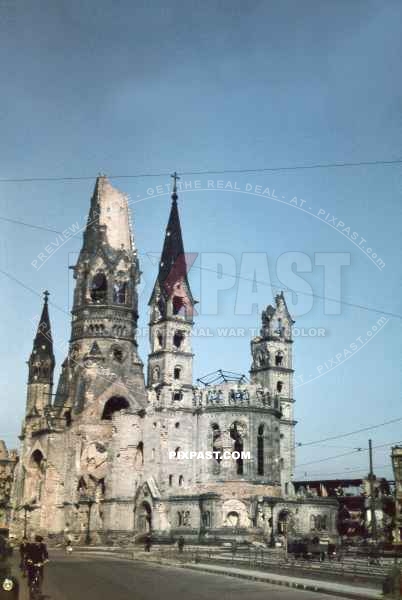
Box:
[30,449,45,501]
[275,351,284,366]
[230,423,244,475]
[174,366,181,380]
[157,296,165,319]
[257,424,264,475]
[152,366,160,383]
[276,381,283,393]
[173,331,184,349]
[169,474,173,486]
[112,346,124,362]
[101,396,129,420]
[135,442,144,466]
[202,511,211,528]
[64,410,72,427]
[156,332,163,347]
[32,449,44,468]
[173,294,186,316]
[90,272,107,303]
[179,475,184,487]
[173,390,183,401]
[113,281,127,304]
[276,318,284,336]
[212,423,222,464]
[226,511,240,527]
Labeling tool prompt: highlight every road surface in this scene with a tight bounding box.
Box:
[14,552,358,600]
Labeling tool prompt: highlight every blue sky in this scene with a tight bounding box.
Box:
[0,0,401,481]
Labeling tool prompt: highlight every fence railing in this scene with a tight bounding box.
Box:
[154,546,392,585]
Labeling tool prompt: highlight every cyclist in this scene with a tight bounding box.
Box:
[25,535,49,586]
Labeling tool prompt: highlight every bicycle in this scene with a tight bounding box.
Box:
[26,559,47,600]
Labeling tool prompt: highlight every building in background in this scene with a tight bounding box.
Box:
[293,477,395,542]
[0,441,18,533]
[391,446,402,543]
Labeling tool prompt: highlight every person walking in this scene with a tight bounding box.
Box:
[177,536,185,554]
[144,534,152,552]
[64,523,73,553]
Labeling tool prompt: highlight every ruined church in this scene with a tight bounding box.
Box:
[11,175,338,545]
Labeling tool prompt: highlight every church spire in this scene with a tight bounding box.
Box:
[158,172,185,286]
[32,291,54,360]
[28,290,55,385]
[147,173,195,409]
[150,172,194,318]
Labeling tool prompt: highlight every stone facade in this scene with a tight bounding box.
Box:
[0,441,18,531]
[10,175,338,545]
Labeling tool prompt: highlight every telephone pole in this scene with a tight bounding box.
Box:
[368,439,378,544]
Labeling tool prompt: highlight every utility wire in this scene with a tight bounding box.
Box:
[293,463,392,479]
[0,268,70,317]
[296,440,401,469]
[0,218,399,319]
[0,158,402,183]
[190,264,400,320]
[1,263,399,454]
[0,216,63,234]
[297,416,402,447]
[0,261,397,330]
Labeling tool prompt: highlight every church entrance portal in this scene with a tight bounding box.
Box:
[138,501,152,532]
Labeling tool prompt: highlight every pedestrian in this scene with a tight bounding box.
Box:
[144,534,152,552]
[231,540,238,558]
[64,523,73,553]
[177,536,185,554]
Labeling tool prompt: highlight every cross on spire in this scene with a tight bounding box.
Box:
[43,290,50,304]
[171,171,180,202]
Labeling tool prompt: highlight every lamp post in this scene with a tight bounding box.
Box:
[84,497,94,546]
[270,504,275,548]
[16,503,37,538]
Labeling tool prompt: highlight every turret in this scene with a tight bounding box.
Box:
[250,293,296,496]
[26,291,55,416]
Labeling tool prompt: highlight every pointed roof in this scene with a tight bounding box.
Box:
[158,172,186,285]
[32,291,54,361]
[150,172,194,306]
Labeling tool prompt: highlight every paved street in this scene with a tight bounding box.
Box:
[15,553,357,600]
